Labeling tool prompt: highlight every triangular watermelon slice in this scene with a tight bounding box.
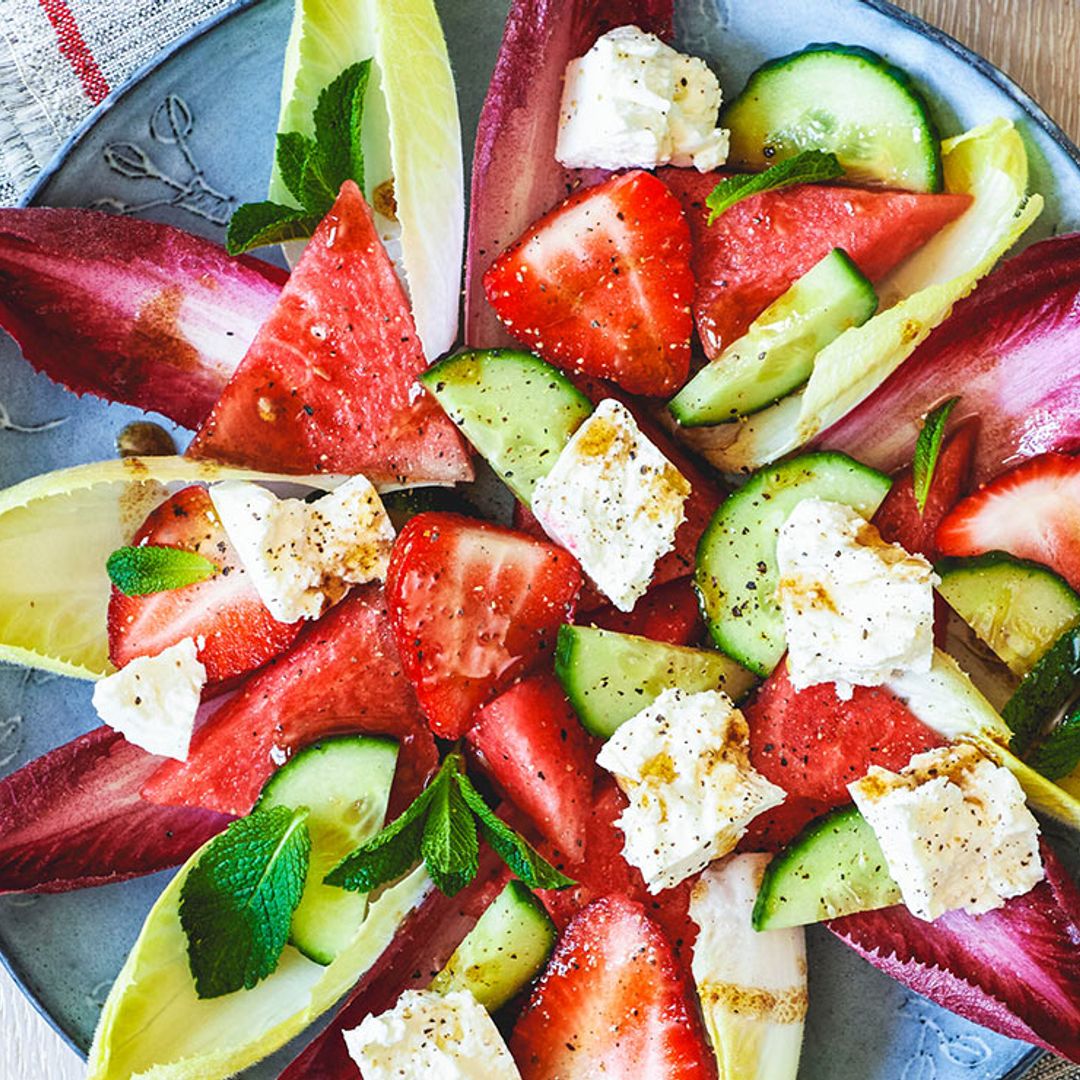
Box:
[188,182,472,484]
[660,170,972,358]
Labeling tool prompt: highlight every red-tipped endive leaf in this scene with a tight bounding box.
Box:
[0,207,285,430]
[819,233,1080,486]
[828,842,1080,1061]
[0,724,230,894]
[464,0,672,347]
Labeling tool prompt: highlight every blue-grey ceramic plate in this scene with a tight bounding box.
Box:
[2,0,1079,1076]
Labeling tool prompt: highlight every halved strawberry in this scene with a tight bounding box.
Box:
[386,512,582,738]
[108,485,301,686]
[483,170,694,397]
[468,673,597,857]
[937,451,1080,589]
[510,894,715,1079]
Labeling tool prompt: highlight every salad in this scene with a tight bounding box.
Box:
[0,0,1079,1077]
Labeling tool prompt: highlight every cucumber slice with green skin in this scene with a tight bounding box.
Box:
[429,879,556,1010]
[723,44,942,193]
[695,452,891,676]
[936,554,1080,678]
[421,349,593,505]
[669,249,877,426]
[1002,625,1080,756]
[256,736,398,966]
[752,805,901,931]
[555,625,758,738]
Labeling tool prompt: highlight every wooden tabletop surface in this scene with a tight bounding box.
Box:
[1,2,1077,1079]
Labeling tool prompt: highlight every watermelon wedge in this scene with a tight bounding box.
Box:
[0,725,229,894]
[829,842,1080,1062]
[660,170,972,358]
[581,576,704,647]
[189,182,472,485]
[141,584,437,818]
[0,207,284,430]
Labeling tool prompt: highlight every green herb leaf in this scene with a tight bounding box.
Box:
[1003,625,1080,755]
[106,545,217,596]
[275,131,321,211]
[179,806,311,999]
[299,156,338,219]
[226,201,322,256]
[313,60,371,195]
[1033,709,1080,780]
[456,772,575,891]
[913,397,960,513]
[421,756,479,896]
[706,150,844,224]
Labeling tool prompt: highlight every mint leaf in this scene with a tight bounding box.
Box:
[313,60,370,195]
[456,773,575,890]
[180,806,310,999]
[299,156,338,218]
[106,545,217,596]
[706,151,844,224]
[275,131,321,211]
[226,201,322,256]
[1033,709,1080,780]
[913,397,960,513]
[421,755,479,896]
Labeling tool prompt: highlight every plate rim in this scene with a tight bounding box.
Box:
[5,0,1074,1075]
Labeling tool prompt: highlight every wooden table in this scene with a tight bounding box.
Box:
[1,2,1077,1078]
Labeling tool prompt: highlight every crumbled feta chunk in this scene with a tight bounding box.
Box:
[849,744,1044,921]
[556,25,729,172]
[776,498,937,699]
[344,989,521,1080]
[91,638,205,760]
[210,475,395,623]
[531,399,690,612]
[596,688,786,892]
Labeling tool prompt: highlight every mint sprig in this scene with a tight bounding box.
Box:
[913,397,960,514]
[106,545,218,596]
[1033,709,1080,780]
[706,150,844,224]
[180,806,311,999]
[325,753,574,897]
[226,59,372,256]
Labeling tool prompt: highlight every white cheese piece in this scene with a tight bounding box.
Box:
[210,475,395,623]
[531,398,690,612]
[849,743,1044,922]
[343,988,522,1080]
[556,25,729,172]
[776,498,938,699]
[91,637,205,761]
[596,688,786,892]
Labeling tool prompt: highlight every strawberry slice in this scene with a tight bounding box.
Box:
[189,181,472,485]
[937,451,1080,589]
[468,673,598,857]
[510,894,715,1079]
[483,170,694,397]
[142,584,437,818]
[872,418,978,561]
[108,485,301,687]
[386,512,582,738]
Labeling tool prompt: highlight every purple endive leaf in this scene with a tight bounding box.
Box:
[818,233,1080,486]
[464,0,672,347]
[0,208,286,431]
[0,723,231,894]
[828,841,1080,1062]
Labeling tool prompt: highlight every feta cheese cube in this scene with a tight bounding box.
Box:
[849,744,1044,921]
[776,498,937,699]
[210,475,394,623]
[91,637,205,760]
[596,688,786,892]
[531,399,690,612]
[344,988,522,1080]
[556,25,729,172]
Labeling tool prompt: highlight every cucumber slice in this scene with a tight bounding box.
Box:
[752,806,901,930]
[555,625,757,738]
[723,44,942,192]
[936,554,1080,677]
[695,452,891,676]
[421,349,593,504]
[429,879,556,1010]
[669,249,877,426]
[256,736,399,965]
